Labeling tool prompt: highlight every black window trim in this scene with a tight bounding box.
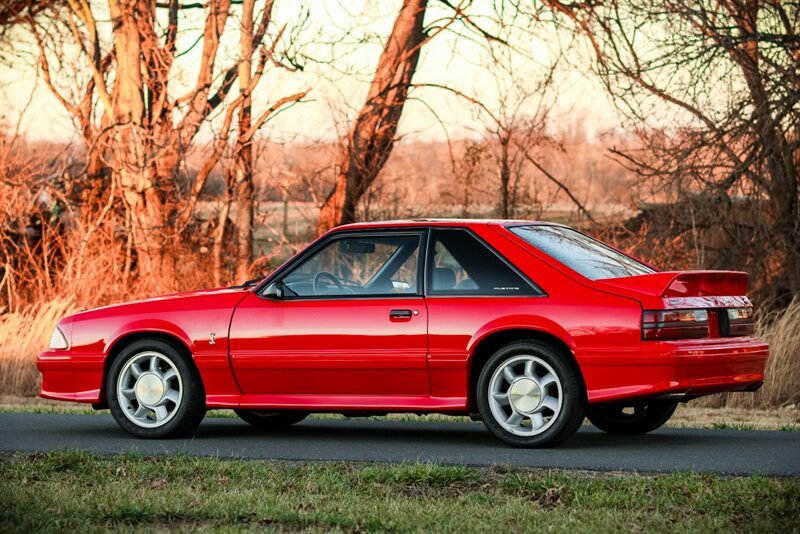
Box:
[424,227,546,298]
[258,228,429,301]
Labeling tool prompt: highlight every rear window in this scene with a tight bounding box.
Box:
[428,229,538,295]
[509,225,656,280]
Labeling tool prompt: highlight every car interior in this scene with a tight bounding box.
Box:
[275,229,536,298]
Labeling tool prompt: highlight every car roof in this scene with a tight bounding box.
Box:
[334,219,558,231]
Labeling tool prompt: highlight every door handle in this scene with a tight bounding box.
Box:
[389,309,413,319]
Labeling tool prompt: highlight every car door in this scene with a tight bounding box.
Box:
[229,230,429,398]
[424,228,543,399]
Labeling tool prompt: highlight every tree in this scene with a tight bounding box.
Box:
[23,0,305,288]
[316,0,428,233]
[414,59,595,222]
[541,0,799,302]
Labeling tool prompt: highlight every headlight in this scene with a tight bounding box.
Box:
[49,326,69,350]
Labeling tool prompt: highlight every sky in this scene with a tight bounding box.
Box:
[0,0,623,145]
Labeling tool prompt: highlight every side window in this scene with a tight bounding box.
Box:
[428,229,536,296]
[281,234,421,297]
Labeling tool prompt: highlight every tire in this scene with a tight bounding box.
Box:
[234,410,309,428]
[477,340,586,448]
[107,338,206,439]
[587,400,678,435]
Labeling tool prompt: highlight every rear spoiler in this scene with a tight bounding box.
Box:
[597,270,749,298]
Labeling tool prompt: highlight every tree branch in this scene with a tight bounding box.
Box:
[518,146,596,223]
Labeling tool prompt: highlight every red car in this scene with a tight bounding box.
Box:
[38,220,768,447]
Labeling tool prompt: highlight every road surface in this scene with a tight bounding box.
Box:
[1,413,797,476]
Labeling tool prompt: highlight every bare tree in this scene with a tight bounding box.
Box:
[540,0,799,302]
[235,0,257,282]
[413,72,595,222]
[448,141,487,218]
[22,0,305,288]
[316,0,428,233]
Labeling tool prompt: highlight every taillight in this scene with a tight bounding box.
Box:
[721,307,754,337]
[642,309,709,340]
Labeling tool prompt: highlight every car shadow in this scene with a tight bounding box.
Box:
[44,413,764,453]
[186,418,743,450]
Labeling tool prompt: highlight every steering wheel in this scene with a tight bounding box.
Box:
[313,271,345,294]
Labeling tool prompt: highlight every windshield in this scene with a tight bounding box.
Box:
[509,225,656,280]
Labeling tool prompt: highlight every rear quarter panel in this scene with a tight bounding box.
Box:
[428,225,644,402]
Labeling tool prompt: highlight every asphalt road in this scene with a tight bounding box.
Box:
[1,413,798,476]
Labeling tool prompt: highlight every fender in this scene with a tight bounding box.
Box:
[105,319,195,356]
[467,314,577,357]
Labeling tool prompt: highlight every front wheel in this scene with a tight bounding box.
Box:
[587,401,678,435]
[234,410,309,428]
[107,338,206,439]
[477,341,586,448]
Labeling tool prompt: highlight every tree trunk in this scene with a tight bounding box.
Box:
[317,168,347,233]
[235,164,254,281]
[234,0,255,282]
[317,0,427,234]
[213,172,234,287]
[108,0,172,286]
[498,134,511,218]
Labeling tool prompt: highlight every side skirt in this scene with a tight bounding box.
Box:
[207,394,468,412]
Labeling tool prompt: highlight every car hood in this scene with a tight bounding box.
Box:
[69,286,250,318]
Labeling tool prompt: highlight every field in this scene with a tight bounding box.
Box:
[1,451,798,533]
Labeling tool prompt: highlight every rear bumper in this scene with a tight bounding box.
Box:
[580,337,769,404]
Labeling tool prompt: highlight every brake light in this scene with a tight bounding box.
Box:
[722,307,754,337]
[642,309,709,340]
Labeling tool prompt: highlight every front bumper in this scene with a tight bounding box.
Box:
[579,337,769,404]
[37,350,103,403]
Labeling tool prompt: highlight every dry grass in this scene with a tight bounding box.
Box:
[699,297,800,410]
[755,297,800,407]
[0,295,798,411]
[0,298,77,397]
[668,405,800,431]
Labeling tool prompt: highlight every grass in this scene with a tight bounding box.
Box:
[698,297,800,410]
[0,297,78,397]
[1,451,798,533]
[668,404,799,431]
[710,422,756,431]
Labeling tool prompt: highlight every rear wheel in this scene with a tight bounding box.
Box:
[107,338,206,439]
[234,410,309,428]
[587,400,678,435]
[477,340,586,448]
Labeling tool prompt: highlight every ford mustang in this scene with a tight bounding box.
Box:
[38,220,768,447]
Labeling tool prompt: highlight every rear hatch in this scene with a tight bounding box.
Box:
[596,270,754,340]
[597,270,749,303]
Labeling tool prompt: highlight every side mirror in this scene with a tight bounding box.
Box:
[263,281,284,299]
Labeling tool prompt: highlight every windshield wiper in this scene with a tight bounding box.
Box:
[229,277,264,289]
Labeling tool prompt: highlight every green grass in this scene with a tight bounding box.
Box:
[1,452,798,533]
[710,422,757,431]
